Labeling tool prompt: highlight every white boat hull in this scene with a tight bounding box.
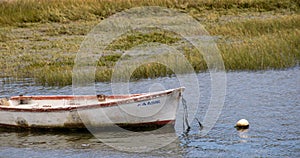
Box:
[0,88,184,129]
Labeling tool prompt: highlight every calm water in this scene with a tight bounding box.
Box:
[0,67,299,157]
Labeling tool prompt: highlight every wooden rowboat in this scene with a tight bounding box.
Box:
[0,87,184,130]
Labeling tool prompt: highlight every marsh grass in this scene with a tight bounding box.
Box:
[214,15,300,70]
[209,14,300,37]
[0,0,299,86]
[220,29,300,70]
[0,0,298,26]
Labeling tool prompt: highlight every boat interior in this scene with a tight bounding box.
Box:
[0,93,143,108]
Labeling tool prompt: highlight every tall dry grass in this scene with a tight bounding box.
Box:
[0,0,298,26]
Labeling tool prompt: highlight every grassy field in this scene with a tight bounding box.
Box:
[0,0,299,86]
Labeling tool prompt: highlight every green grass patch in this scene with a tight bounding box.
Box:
[107,30,180,51]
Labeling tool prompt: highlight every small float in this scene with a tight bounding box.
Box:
[0,87,184,130]
[235,119,249,129]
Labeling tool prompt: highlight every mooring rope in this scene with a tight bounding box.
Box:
[182,97,203,133]
[182,97,190,132]
[195,117,203,130]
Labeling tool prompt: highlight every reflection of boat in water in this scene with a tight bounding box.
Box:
[0,126,180,153]
[0,128,96,149]
[0,87,184,130]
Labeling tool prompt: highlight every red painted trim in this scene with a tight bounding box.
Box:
[0,88,184,112]
[118,119,175,126]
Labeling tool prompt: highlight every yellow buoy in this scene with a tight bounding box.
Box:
[235,119,249,129]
